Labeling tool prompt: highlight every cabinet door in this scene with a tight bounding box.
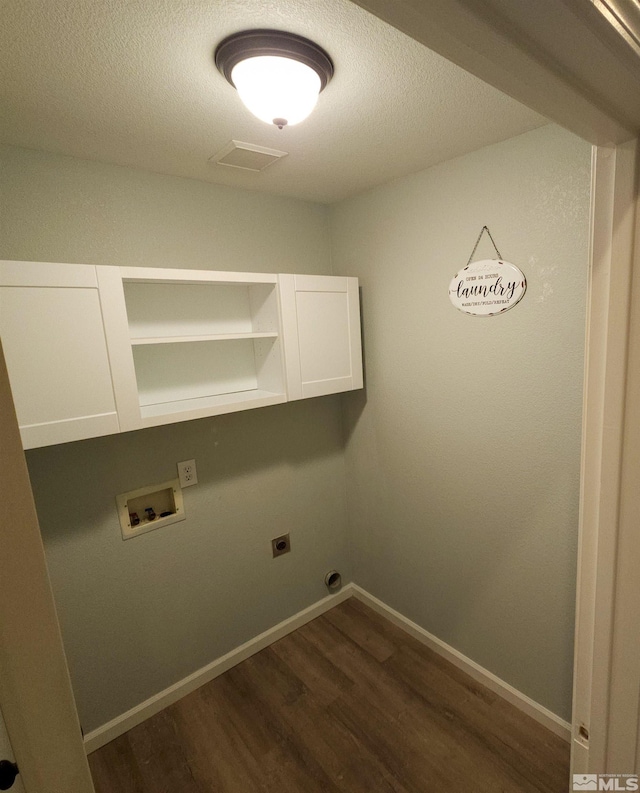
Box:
[279,274,363,400]
[0,261,120,448]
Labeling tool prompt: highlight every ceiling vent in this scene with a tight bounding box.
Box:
[209,140,288,172]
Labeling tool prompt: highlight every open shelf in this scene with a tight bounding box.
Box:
[124,281,279,339]
[119,275,286,425]
[132,337,282,403]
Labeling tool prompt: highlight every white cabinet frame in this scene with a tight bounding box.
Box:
[98,266,290,432]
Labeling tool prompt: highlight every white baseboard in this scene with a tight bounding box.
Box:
[350,584,571,742]
[85,582,570,753]
[83,586,354,753]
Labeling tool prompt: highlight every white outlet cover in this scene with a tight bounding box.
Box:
[177,459,198,488]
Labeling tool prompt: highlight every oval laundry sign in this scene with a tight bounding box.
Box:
[449,259,526,316]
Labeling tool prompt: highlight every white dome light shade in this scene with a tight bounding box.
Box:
[231,56,321,127]
[215,30,334,129]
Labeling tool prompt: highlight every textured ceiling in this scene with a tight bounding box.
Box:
[0,0,547,203]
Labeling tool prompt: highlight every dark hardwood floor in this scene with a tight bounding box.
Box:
[89,598,570,792]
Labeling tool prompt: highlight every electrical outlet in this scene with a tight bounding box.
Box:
[177,459,198,488]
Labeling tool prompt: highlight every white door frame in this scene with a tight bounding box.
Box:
[602,146,640,772]
[572,139,639,774]
[0,339,95,792]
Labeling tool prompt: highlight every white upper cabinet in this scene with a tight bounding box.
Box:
[279,274,363,400]
[0,262,363,447]
[0,261,119,449]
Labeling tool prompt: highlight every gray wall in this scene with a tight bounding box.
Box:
[330,125,591,721]
[0,144,351,732]
[0,145,330,273]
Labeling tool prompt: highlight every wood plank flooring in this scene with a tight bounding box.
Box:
[89,598,569,793]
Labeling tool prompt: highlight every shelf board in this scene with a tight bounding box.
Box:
[139,389,286,421]
[120,266,279,285]
[130,332,278,345]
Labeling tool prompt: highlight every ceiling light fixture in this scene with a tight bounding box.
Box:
[215,29,334,129]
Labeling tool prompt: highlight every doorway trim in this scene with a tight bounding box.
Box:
[0,340,95,792]
[572,139,638,773]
